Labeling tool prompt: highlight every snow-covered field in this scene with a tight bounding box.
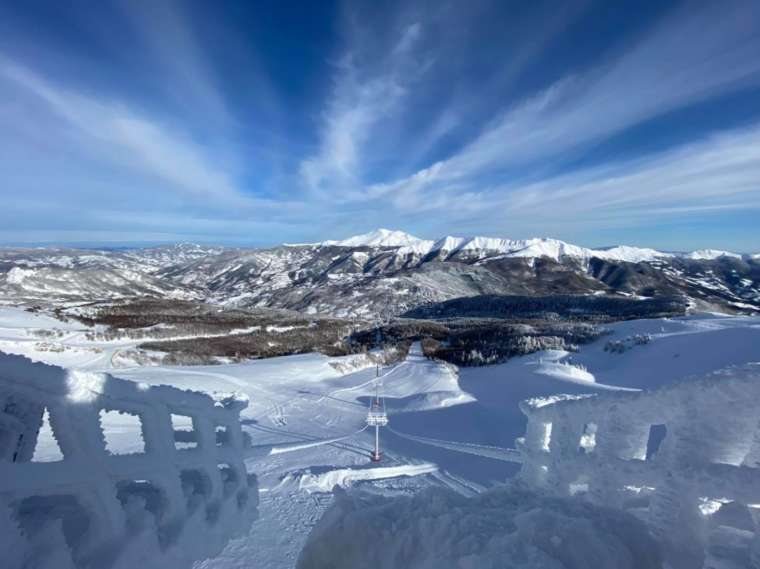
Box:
[2,307,760,568]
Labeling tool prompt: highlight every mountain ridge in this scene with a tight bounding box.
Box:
[312,229,756,262]
[1,230,758,318]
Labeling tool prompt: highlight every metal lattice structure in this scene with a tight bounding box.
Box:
[366,375,388,462]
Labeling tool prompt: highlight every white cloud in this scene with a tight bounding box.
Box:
[476,122,760,228]
[299,22,424,196]
[364,1,760,209]
[0,57,251,208]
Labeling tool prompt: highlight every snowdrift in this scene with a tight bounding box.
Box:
[296,484,663,569]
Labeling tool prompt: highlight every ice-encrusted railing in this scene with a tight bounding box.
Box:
[0,353,257,569]
[516,363,760,568]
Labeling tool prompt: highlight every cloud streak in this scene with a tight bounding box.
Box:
[299,21,425,197]
[0,57,251,209]
[366,1,760,209]
[498,123,760,223]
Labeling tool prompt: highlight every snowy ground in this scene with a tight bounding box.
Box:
[3,307,760,568]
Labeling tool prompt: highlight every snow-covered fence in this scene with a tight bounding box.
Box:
[516,364,760,568]
[0,353,257,569]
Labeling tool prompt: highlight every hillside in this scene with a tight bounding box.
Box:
[1,231,757,318]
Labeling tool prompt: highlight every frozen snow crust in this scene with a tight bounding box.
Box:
[0,353,257,569]
[296,484,663,569]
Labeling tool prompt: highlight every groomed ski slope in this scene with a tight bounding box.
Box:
[2,308,759,568]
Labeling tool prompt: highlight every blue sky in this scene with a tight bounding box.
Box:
[1,0,760,251]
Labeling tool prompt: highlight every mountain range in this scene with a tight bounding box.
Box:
[1,229,758,317]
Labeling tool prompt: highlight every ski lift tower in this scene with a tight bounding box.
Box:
[366,375,388,462]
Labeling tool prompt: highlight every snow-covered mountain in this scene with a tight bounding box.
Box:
[0,231,757,317]
[322,228,426,248]
[326,232,674,264]
[685,249,743,261]
[418,236,672,264]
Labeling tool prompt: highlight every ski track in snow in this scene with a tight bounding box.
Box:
[268,425,369,455]
[2,307,760,568]
[388,427,522,463]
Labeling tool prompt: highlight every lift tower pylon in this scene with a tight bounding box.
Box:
[366,368,388,462]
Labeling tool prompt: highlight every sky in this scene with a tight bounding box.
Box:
[1,0,760,252]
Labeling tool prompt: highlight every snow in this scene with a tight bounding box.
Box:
[429,235,467,253]
[323,229,423,248]
[533,351,598,385]
[593,245,673,263]
[297,317,760,569]
[297,485,663,569]
[2,308,760,568]
[687,249,743,260]
[318,228,749,265]
[416,234,672,263]
[0,306,83,333]
[506,238,590,260]
[6,267,36,285]
[395,239,436,256]
[287,462,438,493]
[388,314,760,487]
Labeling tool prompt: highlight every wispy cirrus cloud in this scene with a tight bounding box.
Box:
[497,123,760,224]
[364,1,760,213]
[356,120,760,240]
[0,57,251,209]
[299,21,425,197]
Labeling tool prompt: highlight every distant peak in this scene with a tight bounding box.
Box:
[686,249,742,260]
[322,229,423,248]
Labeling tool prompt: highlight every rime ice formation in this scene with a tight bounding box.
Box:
[517,363,760,569]
[0,353,257,569]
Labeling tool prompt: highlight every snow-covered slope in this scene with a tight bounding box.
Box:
[323,229,423,247]
[686,249,743,260]
[2,265,198,302]
[326,230,746,266]
[409,235,671,264]
[593,245,673,263]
